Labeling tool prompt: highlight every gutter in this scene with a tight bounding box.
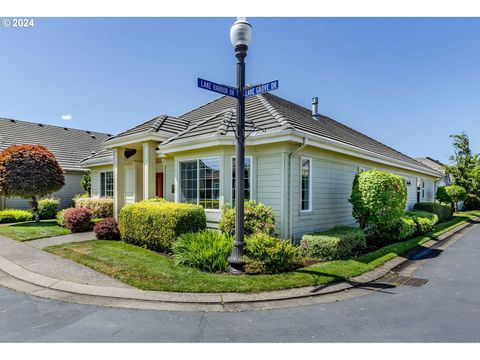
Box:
[287,137,308,240]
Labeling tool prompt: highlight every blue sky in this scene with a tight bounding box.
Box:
[0,17,479,163]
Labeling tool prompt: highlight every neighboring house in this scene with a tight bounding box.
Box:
[0,118,112,209]
[82,94,442,240]
[415,157,452,187]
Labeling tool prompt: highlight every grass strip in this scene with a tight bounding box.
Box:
[45,211,480,293]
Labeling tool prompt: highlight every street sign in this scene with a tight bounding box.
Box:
[243,80,279,98]
[197,78,238,98]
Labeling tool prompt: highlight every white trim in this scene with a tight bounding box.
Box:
[176,156,222,210]
[158,129,442,178]
[300,157,313,213]
[230,155,254,205]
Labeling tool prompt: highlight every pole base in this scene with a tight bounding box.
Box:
[227,265,243,275]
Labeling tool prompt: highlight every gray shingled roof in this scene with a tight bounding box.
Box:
[106,115,190,142]
[0,118,112,170]
[415,157,446,172]
[163,93,433,171]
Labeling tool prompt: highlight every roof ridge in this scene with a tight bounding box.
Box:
[0,117,112,137]
[257,94,293,129]
[154,115,168,132]
[215,108,235,136]
[163,109,232,145]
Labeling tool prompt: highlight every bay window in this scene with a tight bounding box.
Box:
[179,158,220,209]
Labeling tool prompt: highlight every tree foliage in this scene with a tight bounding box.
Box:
[349,169,406,229]
[445,132,480,195]
[81,171,91,196]
[436,185,467,212]
[0,144,65,221]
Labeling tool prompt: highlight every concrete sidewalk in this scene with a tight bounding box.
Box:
[0,218,478,312]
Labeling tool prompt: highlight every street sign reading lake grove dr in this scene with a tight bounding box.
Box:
[243,80,279,98]
[197,78,279,98]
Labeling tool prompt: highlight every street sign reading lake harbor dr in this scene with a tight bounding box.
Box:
[197,78,238,98]
[198,78,279,98]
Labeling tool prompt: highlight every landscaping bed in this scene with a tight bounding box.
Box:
[0,219,71,241]
[44,210,480,293]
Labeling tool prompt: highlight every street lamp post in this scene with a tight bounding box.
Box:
[227,17,252,274]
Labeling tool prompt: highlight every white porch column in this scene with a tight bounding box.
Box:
[113,147,125,218]
[143,141,157,200]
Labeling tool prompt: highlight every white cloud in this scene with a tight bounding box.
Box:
[61,114,73,121]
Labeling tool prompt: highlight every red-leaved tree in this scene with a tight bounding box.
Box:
[0,144,65,222]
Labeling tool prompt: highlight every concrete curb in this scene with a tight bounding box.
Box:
[0,217,477,311]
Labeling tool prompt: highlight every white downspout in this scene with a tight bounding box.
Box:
[287,137,308,240]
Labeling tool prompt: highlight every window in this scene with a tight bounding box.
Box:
[179,158,220,209]
[232,156,252,204]
[422,180,425,199]
[301,157,312,211]
[100,171,113,197]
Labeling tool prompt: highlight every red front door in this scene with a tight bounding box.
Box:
[156,172,164,198]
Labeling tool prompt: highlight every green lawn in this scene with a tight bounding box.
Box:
[0,220,71,241]
[44,211,480,293]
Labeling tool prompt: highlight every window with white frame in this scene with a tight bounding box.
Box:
[422,180,425,199]
[301,157,312,211]
[232,156,252,204]
[179,158,220,209]
[100,171,114,197]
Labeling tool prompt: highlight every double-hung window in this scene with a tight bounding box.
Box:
[179,158,220,210]
[232,156,252,204]
[100,171,114,198]
[301,157,312,211]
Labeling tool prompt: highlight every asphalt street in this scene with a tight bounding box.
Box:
[1,224,479,342]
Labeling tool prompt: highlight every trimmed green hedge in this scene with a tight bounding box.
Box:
[119,200,206,253]
[366,215,417,247]
[243,233,302,274]
[0,209,33,224]
[406,211,439,235]
[413,202,453,222]
[299,226,366,261]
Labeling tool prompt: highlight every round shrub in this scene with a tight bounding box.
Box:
[56,208,72,227]
[219,200,276,237]
[64,207,93,233]
[243,233,302,274]
[349,169,406,229]
[173,230,233,273]
[119,201,206,253]
[366,215,417,247]
[436,185,467,212]
[38,198,60,219]
[413,202,453,222]
[0,209,33,224]
[405,211,439,235]
[93,217,120,240]
[299,226,366,260]
[74,197,113,218]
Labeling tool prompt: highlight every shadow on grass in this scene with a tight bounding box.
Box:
[7,220,57,228]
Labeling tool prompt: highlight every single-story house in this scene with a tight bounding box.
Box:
[82,94,442,240]
[0,118,112,209]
